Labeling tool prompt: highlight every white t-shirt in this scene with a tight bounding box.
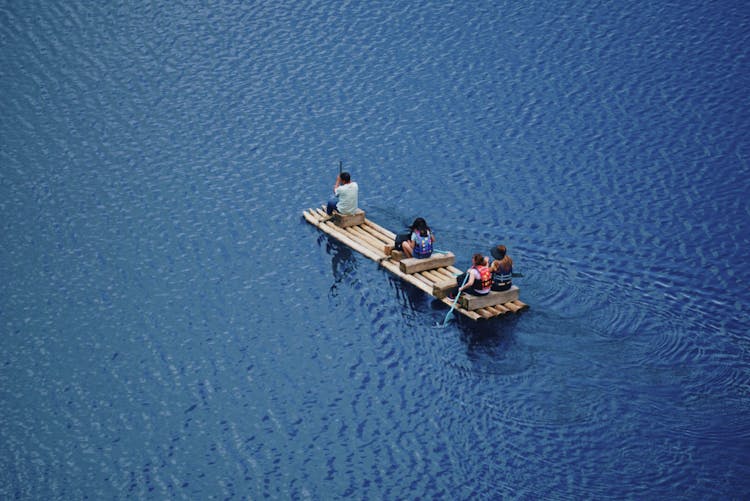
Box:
[335,182,359,215]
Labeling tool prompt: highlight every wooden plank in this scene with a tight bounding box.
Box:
[431,268,457,281]
[491,303,510,313]
[484,305,509,316]
[416,271,440,287]
[345,226,387,255]
[421,269,445,284]
[483,305,502,317]
[363,220,396,240]
[399,252,455,274]
[380,260,433,295]
[458,286,520,310]
[511,300,528,310]
[411,272,434,289]
[438,297,482,321]
[334,209,365,228]
[475,308,494,319]
[358,224,392,245]
[446,265,463,276]
[432,278,456,299]
[361,221,395,242]
[390,250,405,262]
[503,301,521,313]
[304,212,381,262]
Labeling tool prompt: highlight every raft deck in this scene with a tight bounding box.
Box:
[303,207,528,321]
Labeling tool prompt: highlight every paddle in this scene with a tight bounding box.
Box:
[442,272,470,326]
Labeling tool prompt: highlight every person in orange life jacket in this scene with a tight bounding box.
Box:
[448,253,492,299]
[326,171,359,215]
[489,244,513,291]
[400,217,435,259]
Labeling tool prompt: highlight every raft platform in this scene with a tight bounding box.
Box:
[303,207,528,321]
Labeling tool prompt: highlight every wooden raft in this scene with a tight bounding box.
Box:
[302,207,528,321]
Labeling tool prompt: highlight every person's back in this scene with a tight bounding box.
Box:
[410,218,433,259]
[448,253,491,299]
[490,245,513,291]
[411,229,433,258]
[326,171,359,215]
[335,180,358,214]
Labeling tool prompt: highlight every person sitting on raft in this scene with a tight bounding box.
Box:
[489,244,513,291]
[326,171,359,215]
[385,217,435,259]
[448,253,492,299]
[401,217,435,259]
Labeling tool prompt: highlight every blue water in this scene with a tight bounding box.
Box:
[2,0,749,499]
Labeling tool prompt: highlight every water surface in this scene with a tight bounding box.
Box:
[1,0,749,499]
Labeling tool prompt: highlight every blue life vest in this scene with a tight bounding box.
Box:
[412,231,433,258]
[492,262,512,290]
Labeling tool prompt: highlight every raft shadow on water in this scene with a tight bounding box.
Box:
[320,235,357,299]
[441,314,536,377]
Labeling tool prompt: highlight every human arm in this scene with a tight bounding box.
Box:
[459,269,476,292]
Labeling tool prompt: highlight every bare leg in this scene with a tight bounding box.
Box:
[401,240,414,258]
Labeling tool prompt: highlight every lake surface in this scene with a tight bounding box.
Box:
[2,0,749,499]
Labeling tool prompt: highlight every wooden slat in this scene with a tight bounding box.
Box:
[363,220,397,240]
[482,306,502,317]
[380,260,433,295]
[416,271,439,287]
[333,209,365,228]
[484,305,508,316]
[438,297,482,321]
[358,224,392,245]
[421,269,445,284]
[410,272,435,289]
[458,287,520,310]
[492,303,510,313]
[399,252,455,274]
[304,212,381,262]
[345,226,388,256]
[502,301,521,313]
[432,279,456,299]
[431,268,458,281]
[361,221,395,242]
[474,308,494,319]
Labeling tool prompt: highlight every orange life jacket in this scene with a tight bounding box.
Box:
[472,265,492,291]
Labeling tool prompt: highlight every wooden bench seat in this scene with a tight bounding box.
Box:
[432,278,457,299]
[399,252,455,274]
[458,286,520,310]
[333,209,365,228]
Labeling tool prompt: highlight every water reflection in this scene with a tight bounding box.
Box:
[322,236,357,298]
[451,314,535,376]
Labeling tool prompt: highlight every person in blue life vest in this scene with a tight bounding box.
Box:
[448,253,492,299]
[401,217,435,259]
[489,244,513,291]
[326,171,359,215]
[385,217,435,258]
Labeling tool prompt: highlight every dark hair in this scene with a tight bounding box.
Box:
[473,253,485,266]
[410,217,430,237]
[340,171,351,183]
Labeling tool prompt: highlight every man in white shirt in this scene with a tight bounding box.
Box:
[326,171,359,215]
